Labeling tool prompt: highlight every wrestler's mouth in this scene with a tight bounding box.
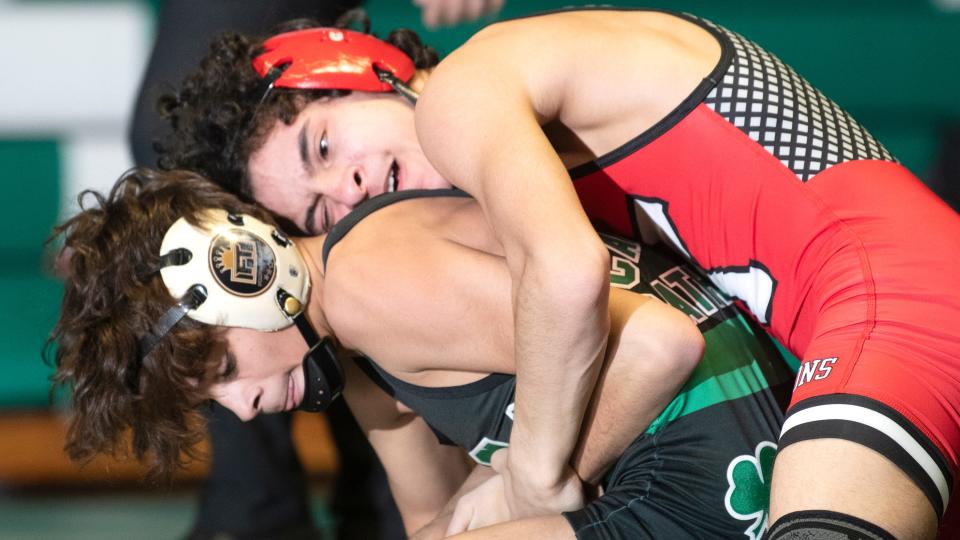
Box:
[285,373,293,412]
[285,372,302,412]
[386,159,400,193]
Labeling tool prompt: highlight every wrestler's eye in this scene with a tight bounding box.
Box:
[216,351,237,383]
[319,131,329,160]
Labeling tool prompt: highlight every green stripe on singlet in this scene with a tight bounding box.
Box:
[645,315,777,434]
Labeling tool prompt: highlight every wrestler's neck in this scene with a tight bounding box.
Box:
[295,236,334,339]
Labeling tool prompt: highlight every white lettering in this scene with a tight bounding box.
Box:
[814,357,838,381]
[794,358,822,390]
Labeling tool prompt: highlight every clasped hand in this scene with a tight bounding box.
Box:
[445,449,584,536]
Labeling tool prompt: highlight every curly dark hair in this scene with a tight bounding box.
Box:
[155,9,439,200]
[47,168,276,481]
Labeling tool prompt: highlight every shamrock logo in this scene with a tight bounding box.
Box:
[724,441,777,540]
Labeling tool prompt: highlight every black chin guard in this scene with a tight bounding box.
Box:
[297,337,344,412]
[282,289,344,412]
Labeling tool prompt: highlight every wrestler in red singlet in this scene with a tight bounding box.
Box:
[572,14,960,525]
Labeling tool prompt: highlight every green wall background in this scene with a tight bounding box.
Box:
[3,0,957,408]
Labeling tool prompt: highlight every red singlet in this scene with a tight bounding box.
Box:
[572,12,960,522]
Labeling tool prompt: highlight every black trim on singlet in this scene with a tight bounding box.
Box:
[354,356,458,446]
[356,354,513,401]
[564,11,734,180]
[782,393,953,518]
[322,188,469,271]
[781,420,945,518]
[704,259,778,326]
[354,355,397,398]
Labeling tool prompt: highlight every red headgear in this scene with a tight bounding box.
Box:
[252,27,416,93]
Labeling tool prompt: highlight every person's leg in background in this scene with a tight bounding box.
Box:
[327,398,405,539]
[927,123,960,213]
[129,2,402,538]
[193,402,315,539]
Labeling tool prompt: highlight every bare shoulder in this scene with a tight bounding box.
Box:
[418,10,722,158]
[321,196,499,363]
[324,196,497,280]
[427,10,716,89]
[321,195,513,375]
[321,201,430,349]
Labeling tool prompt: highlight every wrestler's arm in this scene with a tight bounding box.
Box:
[410,465,498,540]
[404,284,703,537]
[572,286,703,483]
[416,27,610,514]
[325,227,702,485]
[340,359,473,534]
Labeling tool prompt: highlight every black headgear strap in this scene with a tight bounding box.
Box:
[277,289,345,412]
[158,247,192,268]
[222,63,288,180]
[128,284,208,393]
[372,65,419,105]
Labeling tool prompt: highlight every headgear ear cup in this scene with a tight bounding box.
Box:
[159,209,309,330]
[251,28,418,102]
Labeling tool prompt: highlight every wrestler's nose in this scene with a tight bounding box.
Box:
[327,166,368,208]
[215,385,262,422]
[320,167,368,227]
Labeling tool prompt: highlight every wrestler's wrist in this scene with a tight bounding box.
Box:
[506,452,570,494]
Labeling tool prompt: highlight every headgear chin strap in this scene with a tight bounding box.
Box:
[133,209,343,411]
[252,27,419,104]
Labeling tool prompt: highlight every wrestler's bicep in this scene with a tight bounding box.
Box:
[415,39,590,265]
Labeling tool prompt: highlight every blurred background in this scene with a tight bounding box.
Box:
[1,0,957,538]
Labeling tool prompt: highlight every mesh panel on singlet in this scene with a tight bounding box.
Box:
[700,23,894,181]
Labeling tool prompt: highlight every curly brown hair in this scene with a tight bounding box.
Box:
[155,10,440,201]
[48,168,276,480]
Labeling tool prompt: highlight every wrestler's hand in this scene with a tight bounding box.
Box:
[410,512,453,540]
[496,449,585,519]
[412,0,505,28]
[444,471,510,535]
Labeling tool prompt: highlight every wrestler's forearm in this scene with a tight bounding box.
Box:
[508,257,611,488]
[571,291,704,484]
[417,64,612,498]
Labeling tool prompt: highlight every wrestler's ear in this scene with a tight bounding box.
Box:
[489,448,508,473]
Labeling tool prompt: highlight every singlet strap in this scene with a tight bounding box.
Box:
[322,189,469,270]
